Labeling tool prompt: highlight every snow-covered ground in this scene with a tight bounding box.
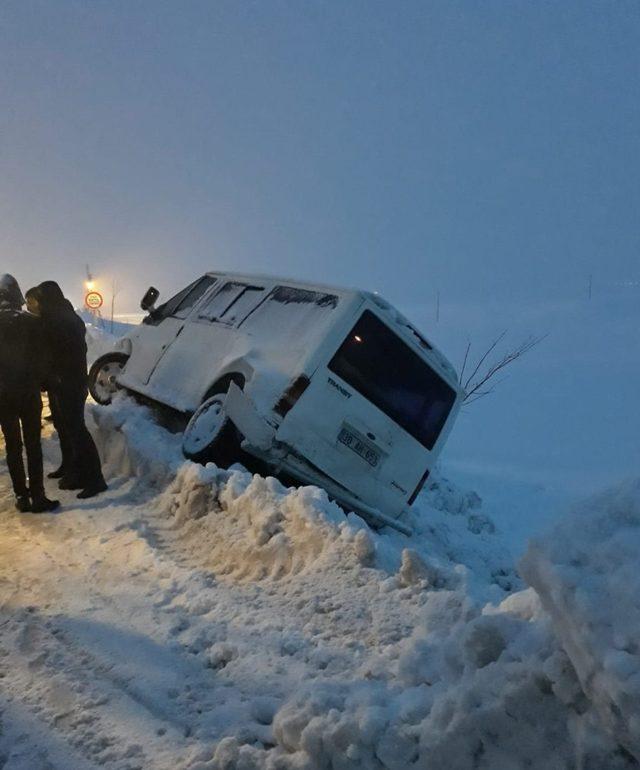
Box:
[0,325,638,768]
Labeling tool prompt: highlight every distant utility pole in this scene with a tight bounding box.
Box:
[110,279,120,334]
[436,290,440,324]
[588,274,592,301]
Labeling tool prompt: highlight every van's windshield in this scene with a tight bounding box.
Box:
[328,310,456,450]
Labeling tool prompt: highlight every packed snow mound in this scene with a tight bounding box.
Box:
[521,478,640,763]
[89,396,514,596]
[416,475,519,599]
[162,463,377,581]
[186,588,631,770]
[90,397,183,489]
[82,397,638,769]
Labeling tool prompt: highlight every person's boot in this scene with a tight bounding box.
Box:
[48,465,66,479]
[30,493,60,513]
[77,479,108,499]
[15,494,31,513]
[59,476,83,490]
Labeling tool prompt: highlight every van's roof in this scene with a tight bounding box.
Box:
[204,270,360,298]
[204,270,461,386]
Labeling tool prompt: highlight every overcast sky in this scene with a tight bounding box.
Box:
[2,1,638,309]
[1,1,638,491]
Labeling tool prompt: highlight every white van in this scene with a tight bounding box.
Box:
[89,273,464,533]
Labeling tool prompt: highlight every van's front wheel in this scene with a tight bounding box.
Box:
[88,352,129,405]
[182,394,242,467]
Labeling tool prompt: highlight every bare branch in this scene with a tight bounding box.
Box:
[459,340,471,384]
[462,330,507,391]
[462,333,547,405]
[462,392,494,406]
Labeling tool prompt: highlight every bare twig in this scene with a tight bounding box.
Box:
[463,330,507,390]
[462,333,547,405]
[459,340,471,384]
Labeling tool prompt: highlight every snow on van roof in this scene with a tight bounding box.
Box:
[204,270,360,297]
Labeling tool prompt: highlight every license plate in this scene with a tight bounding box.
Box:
[337,426,381,467]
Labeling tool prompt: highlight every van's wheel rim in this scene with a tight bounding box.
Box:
[93,361,125,402]
[183,397,226,456]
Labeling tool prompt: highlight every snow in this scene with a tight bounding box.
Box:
[521,478,640,762]
[0,324,638,768]
[86,323,120,365]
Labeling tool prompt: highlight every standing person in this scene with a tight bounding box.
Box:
[0,275,59,512]
[25,286,71,478]
[35,281,107,499]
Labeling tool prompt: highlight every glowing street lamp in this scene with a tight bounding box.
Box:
[83,265,104,316]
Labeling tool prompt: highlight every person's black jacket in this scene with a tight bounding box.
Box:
[36,282,88,388]
[0,306,44,402]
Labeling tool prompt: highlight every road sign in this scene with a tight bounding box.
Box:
[85,291,103,310]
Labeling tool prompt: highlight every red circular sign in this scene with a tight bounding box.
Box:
[85,291,103,309]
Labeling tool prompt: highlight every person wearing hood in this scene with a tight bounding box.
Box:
[26,285,69,472]
[32,281,107,498]
[0,274,59,512]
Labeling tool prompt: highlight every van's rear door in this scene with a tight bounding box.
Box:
[276,308,457,514]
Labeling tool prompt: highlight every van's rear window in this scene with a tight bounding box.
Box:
[328,311,456,450]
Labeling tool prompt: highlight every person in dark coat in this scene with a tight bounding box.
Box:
[0,274,59,512]
[26,286,69,475]
[32,281,107,499]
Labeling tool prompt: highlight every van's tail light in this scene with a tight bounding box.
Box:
[274,375,311,417]
[408,468,430,506]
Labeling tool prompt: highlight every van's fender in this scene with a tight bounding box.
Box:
[113,337,133,356]
[225,382,275,451]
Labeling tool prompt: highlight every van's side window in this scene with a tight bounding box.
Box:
[265,286,338,309]
[156,276,217,320]
[240,286,339,347]
[198,282,264,325]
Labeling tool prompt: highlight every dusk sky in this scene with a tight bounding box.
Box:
[1,1,639,493]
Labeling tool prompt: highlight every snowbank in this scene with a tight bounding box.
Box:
[188,586,630,770]
[90,396,183,489]
[89,395,515,599]
[82,397,636,768]
[162,463,377,581]
[521,478,640,763]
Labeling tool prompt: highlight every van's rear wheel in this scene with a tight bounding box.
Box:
[89,352,129,405]
[182,394,242,467]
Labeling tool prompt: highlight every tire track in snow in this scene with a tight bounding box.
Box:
[0,471,225,768]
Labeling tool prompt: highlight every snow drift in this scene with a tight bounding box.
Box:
[80,395,640,768]
[162,463,379,581]
[32,325,638,769]
[522,478,640,764]
[89,393,515,599]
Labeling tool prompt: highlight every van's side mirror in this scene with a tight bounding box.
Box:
[140,286,160,312]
